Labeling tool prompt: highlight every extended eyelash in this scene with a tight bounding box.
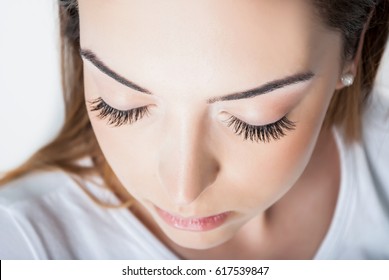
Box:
[224,115,296,143]
[89,97,150,126]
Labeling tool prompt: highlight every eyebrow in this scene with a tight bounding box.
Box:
[80,49,152,94]
[80,49,315,103]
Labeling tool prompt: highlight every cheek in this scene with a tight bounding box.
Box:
[219,81,336,213]
[88,112,159,198]
[218,124,317,213]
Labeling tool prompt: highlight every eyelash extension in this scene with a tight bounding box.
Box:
[89,97,150,127]
[224,115,296,143]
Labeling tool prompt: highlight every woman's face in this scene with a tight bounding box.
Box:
[78,0,346,249]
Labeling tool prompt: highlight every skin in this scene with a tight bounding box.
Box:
[78,0,363,259]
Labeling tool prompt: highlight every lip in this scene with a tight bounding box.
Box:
[155,207,230,232]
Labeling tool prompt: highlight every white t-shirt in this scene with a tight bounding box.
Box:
[1,86,388,260]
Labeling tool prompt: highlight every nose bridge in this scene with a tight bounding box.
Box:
[157,110,219,206]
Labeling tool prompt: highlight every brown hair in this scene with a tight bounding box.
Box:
[1,0,389,206]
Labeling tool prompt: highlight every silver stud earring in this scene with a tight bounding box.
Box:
[341,73,355,87]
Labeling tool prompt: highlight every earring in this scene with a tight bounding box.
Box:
[341,73,355,87]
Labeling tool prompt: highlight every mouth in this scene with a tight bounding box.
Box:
[155,207,230,232]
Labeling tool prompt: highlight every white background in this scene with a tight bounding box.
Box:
[0,0,64,173]
[0,0,388,173]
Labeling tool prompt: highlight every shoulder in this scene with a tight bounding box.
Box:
[0,172,80,259]
[0,170,90,259]
[362,86,389,192]
[0,171,79,207]
[0,170,113,259]
[326,87,389,259]
[0,170,178,260]
[363,85,389,150]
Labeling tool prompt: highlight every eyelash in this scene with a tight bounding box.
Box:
[89,97,296,142]
[224,115,296,142]
[89,97,150,126]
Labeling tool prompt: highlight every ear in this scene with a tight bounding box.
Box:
[335,9,375,90]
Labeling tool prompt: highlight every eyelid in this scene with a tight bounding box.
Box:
[214,84,308,126]
[220,111,278,127]
[217,108,283,127]
[223,114,296,143]
[88,97,150,126]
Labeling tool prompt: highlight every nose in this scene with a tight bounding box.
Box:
[157,111,220,206]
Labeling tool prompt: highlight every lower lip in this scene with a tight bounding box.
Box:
[156,207,230,232]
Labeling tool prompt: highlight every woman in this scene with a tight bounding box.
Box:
[0,0,389,259]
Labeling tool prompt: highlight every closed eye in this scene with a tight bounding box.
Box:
[88,97,296,142]
[88,97,150,127]
[224,115,296,143]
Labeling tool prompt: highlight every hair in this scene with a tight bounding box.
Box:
[1,0,388,207]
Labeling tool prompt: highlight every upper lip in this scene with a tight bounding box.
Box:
[153,205,196,219]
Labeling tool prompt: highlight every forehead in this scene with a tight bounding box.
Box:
[78,0,334,96]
